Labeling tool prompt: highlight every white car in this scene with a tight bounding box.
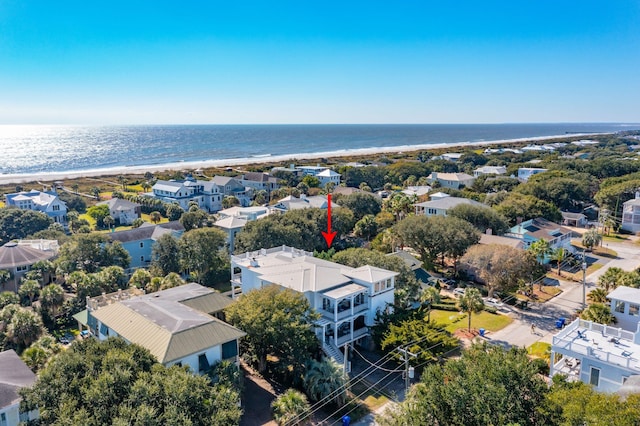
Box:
[453,288,466,297]
[484,297,504,309]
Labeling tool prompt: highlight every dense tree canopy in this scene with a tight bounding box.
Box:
[225,285,319,379]
[336,192,382,221]
[494,193,562,225]
[151,233,181,276]
[178,228,228,285]
[516,170,594,211]
[0,208,52,244]
[56,234,130,273]
[379,344,549,426]
[447,203,510,235]
[20,338,242,426]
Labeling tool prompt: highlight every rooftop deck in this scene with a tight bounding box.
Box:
[553,319,640,372]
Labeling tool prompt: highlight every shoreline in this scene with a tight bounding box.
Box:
[0,132,611,185]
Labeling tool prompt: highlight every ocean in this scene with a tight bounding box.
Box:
[0,123,638,177]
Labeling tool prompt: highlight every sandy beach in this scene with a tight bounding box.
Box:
[0,133,609,186]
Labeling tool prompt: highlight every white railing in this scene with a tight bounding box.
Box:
[231,246,313,263]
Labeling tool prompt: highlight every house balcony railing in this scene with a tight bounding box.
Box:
[319,303,368,322]
[336,327,369,346]
[231,273,242,285]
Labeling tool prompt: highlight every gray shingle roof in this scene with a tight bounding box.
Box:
[0,350,36,408]
[107,221,184,244]
[0,242,56,269]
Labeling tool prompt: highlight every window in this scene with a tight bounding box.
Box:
[589,367,600,387]
[100,323,109,337]
[630,304,640,316]
[53,204,60,211]
[1,412,6,426]
[615,300,626,313]
[140,242,144,248]
[198,353,210,373]
[16,265,28,272]
[140,256,144,262]
[222,340,238,359]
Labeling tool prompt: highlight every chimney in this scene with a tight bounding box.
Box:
[516,217,523,225]
[485,228,493,235]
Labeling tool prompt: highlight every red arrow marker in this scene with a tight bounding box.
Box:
[321,193,337,248]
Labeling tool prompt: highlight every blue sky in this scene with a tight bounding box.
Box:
[1,1,639,124]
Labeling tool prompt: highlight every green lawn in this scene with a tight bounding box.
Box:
[141,213,169,224]
[430,309,513,333]
[527,342,551,360]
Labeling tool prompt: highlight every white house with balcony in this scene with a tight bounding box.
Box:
[5,190,67,227]
[517,167,548,182]
[316,169,341,187]
[83,284,245,375]
[473,165,507,178]
[621,194,640,233]
[550,286,640,392]
[231,246,397,362]
[151,179,223,212]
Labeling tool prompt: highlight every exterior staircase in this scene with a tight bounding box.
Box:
[322,341,345,365]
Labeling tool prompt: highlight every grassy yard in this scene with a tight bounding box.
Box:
[571,240,618,258]
[567,263,603,281]
[430,309,513,333]
[527,342,551,360]
[603,234,629,242]
[141,213,169,224]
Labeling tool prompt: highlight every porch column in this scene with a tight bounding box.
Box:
[350,319,354,342]
[334,300,338,321]
[334,324,338,346]
[350,295,355,316]
[549,351,555,377]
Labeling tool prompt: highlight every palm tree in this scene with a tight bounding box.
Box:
[40,284,64,318]
[21,346,49,372]
[528,239,552,265]
[582,229,602,251]
[18,280,40,306]
[117,175,128,191]
[421,286,441,322]
[90,186,101,200]
[149,211,162,224]
[552,248,565,276]
[6,308,43,349]
[271,389,310,426]
[303,358,347,406]
[103,215,115,230]
[141,181,151,193]
[160,272,185,290]
[72,183,80,194]
[587,288,608,304]
[581,303,616,325]
[598,267,624,292]
[0,270,10,291]
[457,287,484,332]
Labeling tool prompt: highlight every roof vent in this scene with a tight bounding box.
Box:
[250,258,259,267]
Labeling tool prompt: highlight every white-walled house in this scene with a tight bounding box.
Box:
[97,198,141,225]
[316,169,341,186]
[473,165,507,178]
[5,190,68,226]
[231,246,397,360]
[621,194,640,233]
[414,196,484,217]
[517,167,548,182]
[151,179,223,212]
[550,287,640,392]
[85,284,245,374]
[426,172,475,190]
[0,350,39,425]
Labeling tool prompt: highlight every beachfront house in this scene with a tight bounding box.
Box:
[151,178,223,212]
[4,190,68,227]
[0,240,59,292]
[550,287,640,392]
[0,350,39,425]
[231,246,397,363]
[505,217,574,262]
[240,172,279,195]
[621,193,640,234]
[426,172,475,190]
[97,198,141,225]
[473,165,507,178]
[414,196,484,217]
[106,221,184,269]
[517,167,548,182]
[211,176,252,207]
[82,284,245,374]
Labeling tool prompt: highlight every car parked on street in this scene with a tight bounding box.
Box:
[484,297,504,309]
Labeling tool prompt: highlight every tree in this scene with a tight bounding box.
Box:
[6,307,44,349]
[179,228,227,285]
[303,358,347,406]
[457,287,484,332]
[383,192,415,221]
[0,270,11,291]
[103,215,115,229]
[552,248,566,276]
[151,234,181,276]
[447,204,510,235]
[587,288,608,304]
[222,196,240,209]
[461,245,541,297]
[338,192,382,221]
[131,217,145,228]
[72,183,80,194]
[271,389,310,426]
[380,319,458,366]
[21,346,49,372]
[160,272,185,290]
[180,209,209,231]
[420,286,440,322]
[141,181,151,192]
[529,239,553,264]
[353,214,378,241]
[117,175,128,191]
[0,209,52,244]
[56,234,130,273]
[582,228,602,251]
[90,186,101,200]
[225,285,319,375]
[129,268,151,290]
[332,248,421,307]
[379,344,549,426]
[598,267,625,292]
[149,211,162,224]
[494,193,562,226]
[19,338,242,426]
[0,291,19,308]
[166,203,184,221]
[87,204,111,229]
[31,260,54,284]
[301,175,320,188]
[19,279,40,306]
[581,303,617,324]
[40,284,65,317]
[516,170,593,211]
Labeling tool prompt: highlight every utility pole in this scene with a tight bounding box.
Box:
[397,347,417,393]
[582,249,587,309]
[343,343,349,377]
